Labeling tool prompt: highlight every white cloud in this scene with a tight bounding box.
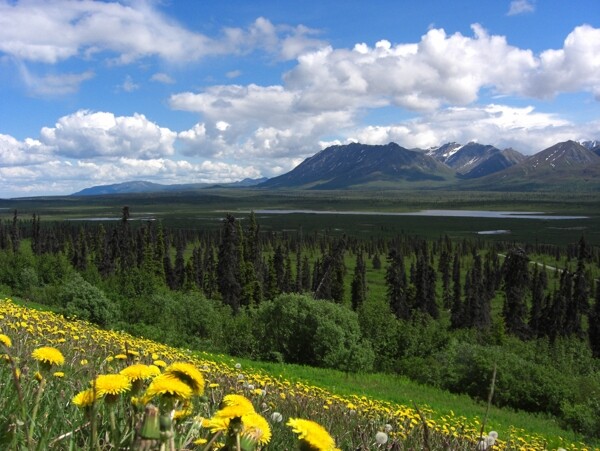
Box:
[507,0,535,16]
[17,63,94,96]
[348,104,596,154]
[0,134,53,166]
[40,110,177,159]
[0,153,261,198]
[151,73,175,84]
[0,3,325,64]
[226,70,242,79]
[119,75,140,92]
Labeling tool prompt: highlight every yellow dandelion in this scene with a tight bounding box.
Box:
[115,353,127,360]
[53,371,65,378]
[164,362,205,395]
[72,388,98,408]
[120,364,160,381]
[242,412,272,446]
[287,418,340,451]
[144,374,193,401]
[215,394,255,419]
[31,346,64,366]
[94,374,132,397]
[173,403,194,421]
[202,415,230,433]
[153,359,167,368]
[0,334,12,348]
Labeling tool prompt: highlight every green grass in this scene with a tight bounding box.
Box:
[215,354,593,448]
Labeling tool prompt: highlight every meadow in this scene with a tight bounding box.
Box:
[0,298,594,450]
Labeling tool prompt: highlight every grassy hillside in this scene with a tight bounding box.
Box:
[0,298,595,450]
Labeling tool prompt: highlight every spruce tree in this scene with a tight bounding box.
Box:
[386,249,409,320]
[588,283,600,358]
[450,253,464,329]
[501,247,530,338]
[217,214,243,311]
[301,255,311,291]
[529,264,548,337]
[351,251,367,311]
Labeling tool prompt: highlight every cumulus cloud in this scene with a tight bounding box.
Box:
[0,2,325,64]
[0,134,53,166]
[39,110,177,159]
[507,0,535,16]
[168,23,600,163]
[348,104,597,154]
[171,84,355,159]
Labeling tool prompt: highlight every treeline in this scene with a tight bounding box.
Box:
[1,209,600,437]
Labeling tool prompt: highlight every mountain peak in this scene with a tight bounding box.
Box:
[260,142,453,189]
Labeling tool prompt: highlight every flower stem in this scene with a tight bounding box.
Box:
[28,376,47,449]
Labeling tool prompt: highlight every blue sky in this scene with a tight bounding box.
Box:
[1,0,599,198]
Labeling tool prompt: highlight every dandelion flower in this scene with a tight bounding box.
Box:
[53,371,65,378]
[94,374,132,397]
[0,334,12,348]
[144,374,193,401]
[164,362,205,395]
[72,388,98,408]
[242,412,271,445]
[153,359,167,368]
[375,431,388,445]
[271,412,283,423]
[287,418,340,451]
[215,394,255,419]
[120,364,160,382]
[32,346,64,366]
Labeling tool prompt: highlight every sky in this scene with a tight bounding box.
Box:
[1,0,600,198]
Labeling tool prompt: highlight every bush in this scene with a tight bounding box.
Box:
[256,294,374,372]
[58,273,120,327]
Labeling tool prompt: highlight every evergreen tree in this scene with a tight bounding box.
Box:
[470,254,491,330]
[450,253,464,329]
[501,248,530,338]
[163,235,175,290]
[295,250,303,292]
[529,264,548,337]
[202,246,217,299]
[588,283,600,358]
[413,246,438,319]
[301,255,311,291]
[570,236,590,337]
[386,249,409,320]
[173,243,186,290]
[10,210,19,253]
[439,247,452,308]
[372,253,381,270]
[351,251,367,311]
[217,214,243,311]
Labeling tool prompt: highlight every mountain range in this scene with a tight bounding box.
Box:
[72,140,600,195]
[260,139,600,191]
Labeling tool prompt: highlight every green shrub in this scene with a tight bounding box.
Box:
[256,294,374,372]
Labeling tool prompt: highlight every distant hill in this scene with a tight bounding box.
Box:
[259,142,454,189]
[470,140,600,191]
[72,177,268,196]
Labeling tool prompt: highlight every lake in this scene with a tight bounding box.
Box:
[253,209,588,220]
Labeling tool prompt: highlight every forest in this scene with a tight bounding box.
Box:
[1,206,600,439]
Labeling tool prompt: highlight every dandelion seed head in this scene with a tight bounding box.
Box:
[375,431,388,444]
